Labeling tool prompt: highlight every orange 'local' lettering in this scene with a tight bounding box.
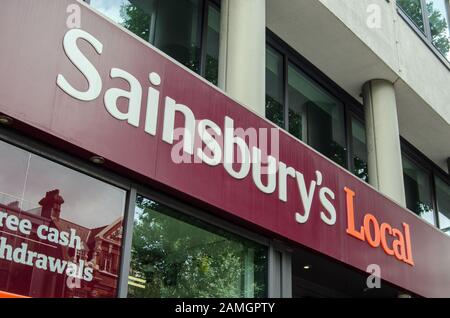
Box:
[344,187,414,266]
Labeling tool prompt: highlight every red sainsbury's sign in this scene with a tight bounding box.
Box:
[56,28,415,267]
[1,0,450,297]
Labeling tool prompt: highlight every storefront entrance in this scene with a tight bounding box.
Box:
[291,246,406,298]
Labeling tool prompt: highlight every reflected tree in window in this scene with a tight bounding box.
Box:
[398,0,450,57]
[398,0,426,31]
[427,1,450,57]
[120,2,151,41]
[353,157,369,182]
[128,197,267,298]
[266,95,285,128]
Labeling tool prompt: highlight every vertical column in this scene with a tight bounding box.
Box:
[363,79,406,207]
[268,243,292,298]
[218,0,266,116]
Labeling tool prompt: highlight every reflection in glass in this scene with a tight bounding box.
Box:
[128,196,268,298]
[426,0,450,59]
[205,4,220,85]
[90,0,219,82]
[0,140,126,298]
[265,46,285,128]
[351,117,369,182]
[436,177,450,234]
[397,0,426,32]
[153,0,202,73]
[402,157,435,225]
[287,63,346,167]
[288,64,307,141]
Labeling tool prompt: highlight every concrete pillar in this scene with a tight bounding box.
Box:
[218,0,266,116]
[363,79,406,207]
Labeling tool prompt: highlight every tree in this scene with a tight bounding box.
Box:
[120,3,150,41]
[398,0,450,56]
[128,197,267,298]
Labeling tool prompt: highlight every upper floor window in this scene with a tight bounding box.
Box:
[401,144,450,235]
[88,0,220,85]
[402,156,435,225]
[265,40,368,182]
[397,0,450,61]
[436,177,450,234]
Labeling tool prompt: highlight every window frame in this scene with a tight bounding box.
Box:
[396,0,450,70]
[85,0,221,84]
[401,137,450,233]
[0,125,132,298]
[266,29,366,178]
[127,186,273,298]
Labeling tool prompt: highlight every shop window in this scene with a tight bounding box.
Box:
[88,0,220,84]
[402,156,435,225]
[128,195,268,298]
[397,0,450,62]
[0,139,127,298]
[350,117,369,183]
[436,177,450,234]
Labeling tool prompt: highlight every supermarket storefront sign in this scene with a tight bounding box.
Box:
[56,28,415,267]
[1,0,449,297]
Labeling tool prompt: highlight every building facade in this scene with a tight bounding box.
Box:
[0,0,449,298]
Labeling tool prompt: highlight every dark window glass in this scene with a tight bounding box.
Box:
[402,157,435,225]
[426,0,450,59]
[89,0,220,84]
[287,64,307,141]
[436,177,450,234]
[204,4,220,85]
[398,0,426,32]
[265,47,349,169]
[153,0,202,73]
[351,117,369,182]
[265,46,285,128]
[291,68,347,167]
[128,196,268,298]
[0,140,126,298]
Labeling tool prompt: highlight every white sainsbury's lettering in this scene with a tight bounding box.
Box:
[56,28,337,227]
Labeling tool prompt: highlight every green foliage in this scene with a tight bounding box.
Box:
[120,3,150,41]
[128,198,266,298]
[398,0,450,57]
[265,95,284,128]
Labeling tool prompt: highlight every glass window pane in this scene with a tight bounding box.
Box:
[426,0,450,60]
[398,0,426,32]
[90,0,153,41]
[153,0,202,73]
[0,140,126,298]
[402,157,435,225]
[436,177,450,234]
[287,64,308,141]
[90,0,202,73]
[287,64,347,167]
[205,3,220,85]
[351,117,369,183]
[265,46,285,128]
[128,196,268,298]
